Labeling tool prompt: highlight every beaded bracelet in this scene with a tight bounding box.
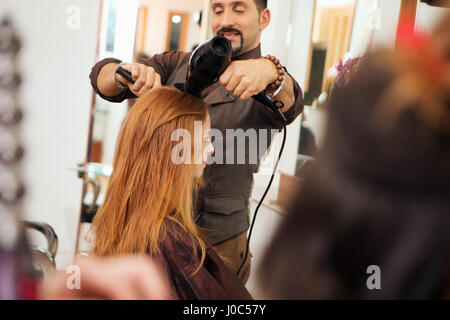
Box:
[263,54,286,98]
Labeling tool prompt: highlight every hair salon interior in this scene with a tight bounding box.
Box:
[1,0,450,301]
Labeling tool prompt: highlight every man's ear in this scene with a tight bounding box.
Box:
[259,8,271,31]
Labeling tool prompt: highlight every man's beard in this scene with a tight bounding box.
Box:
[216,27,244,56]
[232,36,244,56]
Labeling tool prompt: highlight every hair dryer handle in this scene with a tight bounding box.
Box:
[253,92,287,123]
[116,66,135,85]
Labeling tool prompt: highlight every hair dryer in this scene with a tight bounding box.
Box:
[174,36,232,97]
[116,36,286,122]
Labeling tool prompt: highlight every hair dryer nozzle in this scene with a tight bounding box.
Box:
[183,36,232,96]
[209,36,232,57]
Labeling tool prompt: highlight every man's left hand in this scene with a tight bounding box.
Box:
[219,58,278,100]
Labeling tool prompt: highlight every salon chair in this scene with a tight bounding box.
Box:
[80,176,101,223]
[23,221,58,279]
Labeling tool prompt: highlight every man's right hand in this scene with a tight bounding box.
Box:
[117,63,162,97]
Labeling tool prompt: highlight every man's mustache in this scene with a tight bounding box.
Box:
[216,28,243,37]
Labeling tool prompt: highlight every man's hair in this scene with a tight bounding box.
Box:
[254,0,267,12]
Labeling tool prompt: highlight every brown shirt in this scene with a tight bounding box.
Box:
[90,45,304,245]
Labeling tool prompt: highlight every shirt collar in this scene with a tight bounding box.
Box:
[232,44,262,61]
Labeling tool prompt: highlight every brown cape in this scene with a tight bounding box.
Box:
[153,219,253,300]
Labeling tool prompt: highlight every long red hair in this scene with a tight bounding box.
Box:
[90,87,209,272]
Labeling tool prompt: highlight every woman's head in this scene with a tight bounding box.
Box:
[91,87,213,272]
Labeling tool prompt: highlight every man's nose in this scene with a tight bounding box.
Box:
[219,10,235,28]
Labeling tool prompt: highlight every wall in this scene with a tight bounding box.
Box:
[371,0,402,48]
[349,1,448,63]
[416,2,450,33]
[0,0,101,268]
[350,0,402,57]
[139,0,205,55]
[260,0,293,63]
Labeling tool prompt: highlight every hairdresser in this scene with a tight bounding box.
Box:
[90,0,303,284]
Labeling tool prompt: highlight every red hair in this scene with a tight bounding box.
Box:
[90,87,209,273]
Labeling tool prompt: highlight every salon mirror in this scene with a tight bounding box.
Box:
[80,0,444,249]
[282,0,358,209]
[78,0,373,247]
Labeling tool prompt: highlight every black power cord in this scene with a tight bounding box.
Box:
[236,100,287,278]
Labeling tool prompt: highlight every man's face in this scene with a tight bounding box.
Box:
[211,0,266,56]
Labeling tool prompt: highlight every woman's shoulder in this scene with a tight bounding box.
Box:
[158,219,200,263]
[159,219,253,300]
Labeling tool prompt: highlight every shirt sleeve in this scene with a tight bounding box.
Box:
[89,51,185,103]
[140,50,184,85]
[259,71,304,129]
[89,57,137,103]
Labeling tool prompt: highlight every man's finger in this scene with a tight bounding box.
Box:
[226,75,241,93]
[219,68,232,86]
[137,70,155,96]
[240,89,254,100]
[131,64,140,81]
[132,68,147,92]
[233,84,246,97]
[153,73,162,89]
[146,69,155,88]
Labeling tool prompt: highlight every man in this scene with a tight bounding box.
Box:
[90,0,303,284]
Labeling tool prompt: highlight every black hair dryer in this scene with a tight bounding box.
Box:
[174,36,286,122]
[174,36,232,97]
